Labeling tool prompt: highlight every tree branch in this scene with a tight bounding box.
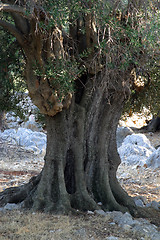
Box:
[0,19,24,46]
[0,3,33,19]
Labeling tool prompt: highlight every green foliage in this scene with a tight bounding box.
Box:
[34,58,83,100]
[0,29,26,115]
[34,108,46,128]
[31,1,158,75]
[1,0,160,117]
[124,62,160,116]
[124,8,160,116]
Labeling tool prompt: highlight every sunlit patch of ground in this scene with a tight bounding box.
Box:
[0,169,39,192]
[118,164,160,203]
[119,111,152,129]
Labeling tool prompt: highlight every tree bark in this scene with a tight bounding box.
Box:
[0,71,137,214]
[0,0,147,216]
[0,111,7,131]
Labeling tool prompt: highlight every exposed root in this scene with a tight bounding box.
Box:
[132,206,160,227]
[1,176,158,223]
[0,174,41,207]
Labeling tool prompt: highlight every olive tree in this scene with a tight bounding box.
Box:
[0,0,158,215]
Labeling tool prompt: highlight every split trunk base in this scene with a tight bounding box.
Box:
[0,94,137,215]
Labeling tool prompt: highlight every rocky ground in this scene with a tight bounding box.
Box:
[0,131,160,239]
[0,109,160,239]
[0,131,159,203]
[0,137,44,192]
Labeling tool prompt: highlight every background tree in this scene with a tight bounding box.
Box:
[0,0,159,217]
[0,28,26,130]
[123,4,160,131]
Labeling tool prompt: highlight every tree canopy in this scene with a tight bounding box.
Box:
[124,3,160,116]
[0,1,159,115]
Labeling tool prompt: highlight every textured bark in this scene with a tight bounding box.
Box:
[0,0,145,216]
[0,111,7,131]
[0,71,137,214]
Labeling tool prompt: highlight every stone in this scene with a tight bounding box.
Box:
[87,210,94,215]
[4,203,22,210]
[146,200,160,210]
[94,209,106,216]
[117,212,135,227]
[146,148,160,169]
[122,134,154,150]
[106,237,119,240]
[151,232,160,240]
[21,120,43,132]
[0,129,17,144]
[131,219,159,240]
[0,127,47,155]
[110,211,138,229]
[116,127,133,148]
[122,224,132,232]
[118,134,154,166]
[75,228,87,238]
[104,214,111,221]
[134,198,145,207]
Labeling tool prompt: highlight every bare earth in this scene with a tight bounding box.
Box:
[118,131,160,203]
[0,131,160,239]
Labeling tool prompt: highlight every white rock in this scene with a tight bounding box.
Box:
[0,127,46,155]
[109,222,116,225]
[116,127,133,148]
[29,114,35,122]
[0,129,17,143]
[123,134,154,150]
[146,201,160,210]
[146,148,160,169]
[111,211,136,227]
[17,127,32,136]
[133,196,147,207]
[94,209,106,216]
[1,128,16,136]
[106,237,119,240]
[134,198,145,207]
[4,203,22,210]
[21,120,43,132]
[87,210,94,215]
[118,134,154,166]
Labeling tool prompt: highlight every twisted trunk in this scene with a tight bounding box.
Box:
[0,71,137,214]
[0,0,139,215]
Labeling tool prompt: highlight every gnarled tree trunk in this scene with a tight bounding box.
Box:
[0,0,150,217]
[0,70,136,214]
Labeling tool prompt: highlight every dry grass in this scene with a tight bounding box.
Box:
[0,210,140,240]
